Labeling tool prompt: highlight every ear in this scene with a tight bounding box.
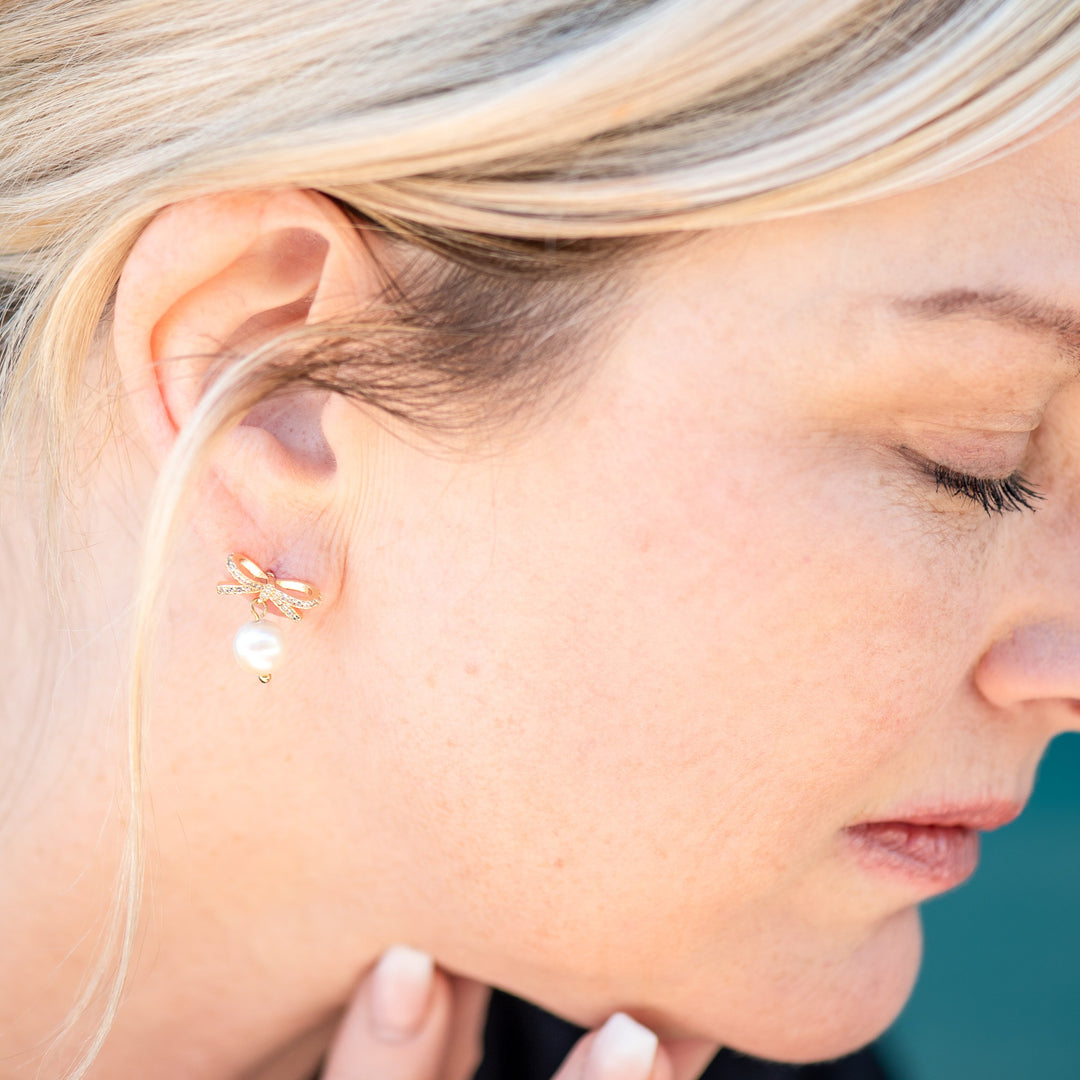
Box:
[112,188,382,590]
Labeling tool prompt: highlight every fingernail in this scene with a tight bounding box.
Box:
[369,945,435,1042]
[585,1012,659,1080]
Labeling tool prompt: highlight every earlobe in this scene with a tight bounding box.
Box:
[111,188,377,560]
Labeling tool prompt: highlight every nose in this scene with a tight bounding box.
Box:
[975,622,1080,733]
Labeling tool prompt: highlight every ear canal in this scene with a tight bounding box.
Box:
[240,388,337,474]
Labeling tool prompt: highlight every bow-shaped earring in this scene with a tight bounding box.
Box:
[217,553,322,683]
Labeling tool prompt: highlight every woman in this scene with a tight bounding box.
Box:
[2,1,1079,1078]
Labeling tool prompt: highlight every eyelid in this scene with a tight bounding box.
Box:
[895,441,1020,480]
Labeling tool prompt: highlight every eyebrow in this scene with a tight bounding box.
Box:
[890,288,1080,369]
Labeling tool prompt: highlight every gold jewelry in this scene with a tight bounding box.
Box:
[217,553,321,683]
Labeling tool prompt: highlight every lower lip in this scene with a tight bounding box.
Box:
[844,822,981,890]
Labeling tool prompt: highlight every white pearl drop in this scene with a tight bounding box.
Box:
[233,619,284,677]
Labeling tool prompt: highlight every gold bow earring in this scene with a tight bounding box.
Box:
[216,554,321,683]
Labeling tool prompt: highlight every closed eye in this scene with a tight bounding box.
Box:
[927,461,1043,516]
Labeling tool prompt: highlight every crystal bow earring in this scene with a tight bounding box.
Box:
[216,553,321,683]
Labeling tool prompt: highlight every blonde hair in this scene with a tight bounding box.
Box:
[2,0,1079,1074]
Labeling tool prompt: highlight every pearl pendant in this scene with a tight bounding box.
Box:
[233,618,284,683]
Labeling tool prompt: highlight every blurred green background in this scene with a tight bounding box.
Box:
[877,732,1080,1080]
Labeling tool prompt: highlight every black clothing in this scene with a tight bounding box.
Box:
[475,989,894,1080]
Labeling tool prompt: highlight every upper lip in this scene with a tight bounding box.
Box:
[856,798,1025,832]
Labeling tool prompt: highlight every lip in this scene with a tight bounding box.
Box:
[842,799,1024,892]
[863,799,1025,832]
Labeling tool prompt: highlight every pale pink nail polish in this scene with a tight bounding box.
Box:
[584,1012,659,1080]
[369,945,435,1042]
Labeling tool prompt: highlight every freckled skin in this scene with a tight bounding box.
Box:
[7,121,1080,1080]
[210,133,1080,1063]
[325,118,1080,1060]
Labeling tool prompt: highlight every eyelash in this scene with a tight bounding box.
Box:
[929,462,1044,516]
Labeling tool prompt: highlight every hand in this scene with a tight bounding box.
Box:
[321,946,719,1080]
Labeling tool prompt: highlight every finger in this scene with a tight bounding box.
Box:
[321,945,451,1080]
[439,976,492,1080]
[550,1012,672,1080]
[663,1038,721,1080]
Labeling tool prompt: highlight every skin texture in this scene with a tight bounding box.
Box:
[2,115,1080,1079]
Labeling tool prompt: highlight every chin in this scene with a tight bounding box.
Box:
[536,906,924,1067]
[692,907,924,1065]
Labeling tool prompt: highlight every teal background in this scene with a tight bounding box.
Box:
[877,732,1080,1079]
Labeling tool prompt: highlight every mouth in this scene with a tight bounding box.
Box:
[842,799,1023,891]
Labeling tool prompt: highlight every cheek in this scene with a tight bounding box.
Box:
[359,432,978,1060]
